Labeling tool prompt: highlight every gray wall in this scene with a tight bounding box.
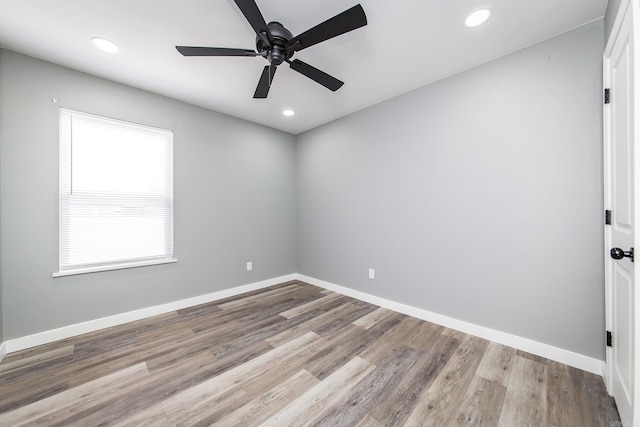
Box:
[0,49,297,340]
[297,21,605,358]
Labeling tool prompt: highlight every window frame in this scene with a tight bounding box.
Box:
[54,109,176,277]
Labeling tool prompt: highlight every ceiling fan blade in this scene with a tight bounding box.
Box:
[253,65,277,98]
[288,59,344,91]
[234,0,269,35]
[176,46,259,57]
[269,63,276,85]
[287,4,367,52]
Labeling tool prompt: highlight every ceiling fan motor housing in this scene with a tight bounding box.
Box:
[257,22,293,65]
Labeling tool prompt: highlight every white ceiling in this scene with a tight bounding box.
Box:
[0,0,607,134]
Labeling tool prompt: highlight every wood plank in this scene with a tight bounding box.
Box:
[303,324,368,380]
[476,341,516,387]
[216,283,306,310]
[355,414,385,427]
[157,332,322,422]
[191,287,323,334]
[279,291,343,319]
[498,355,548,426]
[358,315,424,364]
[169,385,250,426]
[265,302,362,346]
[442,327,467,340]
[216,370,320,427]
[0,340,76,365]
[404,320,445,352]
[517,349,549,365]
[0,313,195,400]
[309,346,423,426]
[546,360,593,426]
[305,313,408,381]
[55,350,221,426]
[0,377,70,414]
[77,350,220,426]
[404,335,490,426]
[178,282,299,312]
[454,375,507,426]
[352,307,393,329]
[0,362,149,427]
[72,311,184,353]
[583,368,621,427]
[111,410,171,427]
[313,302,378,337]
[206,306,343,361]
[68,325,198,386]
[232,291,328,327]
[369,333,460,426]
[260,356,375,427]
[233,333,329,398]
[0,345,74,375]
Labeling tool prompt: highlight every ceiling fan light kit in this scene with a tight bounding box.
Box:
[176,0,367,99]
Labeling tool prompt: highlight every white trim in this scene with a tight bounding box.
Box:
[0,341,7,364]
[53,258,178,278]
[605,0,631,56]
[603,29,616,394]
[296,274,605,376]
[3,274,296,355]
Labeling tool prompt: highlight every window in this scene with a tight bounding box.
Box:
[56,109,175,276]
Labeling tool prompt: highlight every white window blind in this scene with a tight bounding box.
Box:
[58,109,174,275]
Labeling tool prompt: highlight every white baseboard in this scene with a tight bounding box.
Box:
[2,274,297,357]
[0,341,7,364]
[296,274,605,376]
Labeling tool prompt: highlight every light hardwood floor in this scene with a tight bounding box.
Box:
[0,281,620,426]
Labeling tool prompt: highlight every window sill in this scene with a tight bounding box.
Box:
[53,258,178,278]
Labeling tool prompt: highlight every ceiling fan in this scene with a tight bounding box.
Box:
[176,0,367,99]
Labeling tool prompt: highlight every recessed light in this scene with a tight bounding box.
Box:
[91,37,119,53]
[283,109,295,116]
[464,8,491,28]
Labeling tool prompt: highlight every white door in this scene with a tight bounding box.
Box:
[604,0,639,424]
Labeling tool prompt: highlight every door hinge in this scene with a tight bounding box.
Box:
[607,330,613,347]
[605,210,612,225]
[604,88,611,104]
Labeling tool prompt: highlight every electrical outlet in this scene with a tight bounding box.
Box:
[369,268,375,279]
[247,262,253,271]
